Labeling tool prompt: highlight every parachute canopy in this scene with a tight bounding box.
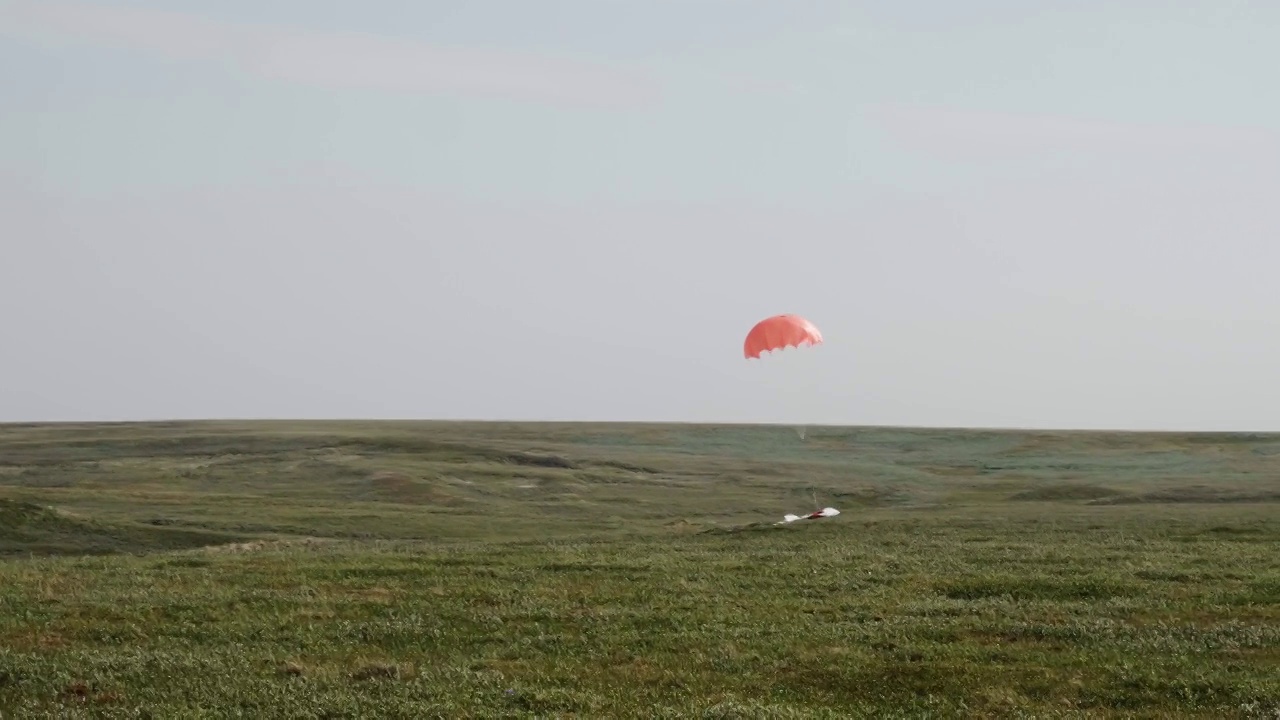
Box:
[743,314,823,359]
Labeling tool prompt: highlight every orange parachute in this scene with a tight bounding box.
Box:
[743,314,823,359]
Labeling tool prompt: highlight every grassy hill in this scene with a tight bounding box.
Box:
[0,498,248,557]
[1,420,1278,716]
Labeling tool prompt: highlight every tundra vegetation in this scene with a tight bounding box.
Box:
[1,420,1278,717]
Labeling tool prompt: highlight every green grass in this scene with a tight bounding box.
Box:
[1,420,1278,717]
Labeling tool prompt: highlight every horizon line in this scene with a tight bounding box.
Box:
[3,417,1278,436]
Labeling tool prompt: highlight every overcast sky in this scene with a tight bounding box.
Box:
[3,0,1279,430]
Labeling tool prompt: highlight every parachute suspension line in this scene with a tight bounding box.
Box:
[743,313,824,445]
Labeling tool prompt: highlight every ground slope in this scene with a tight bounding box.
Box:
[0,421,1277,717]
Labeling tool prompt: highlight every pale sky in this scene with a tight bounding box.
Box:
[3,0,1279,430]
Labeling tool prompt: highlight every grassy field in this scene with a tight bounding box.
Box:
[1,420,1278,718]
